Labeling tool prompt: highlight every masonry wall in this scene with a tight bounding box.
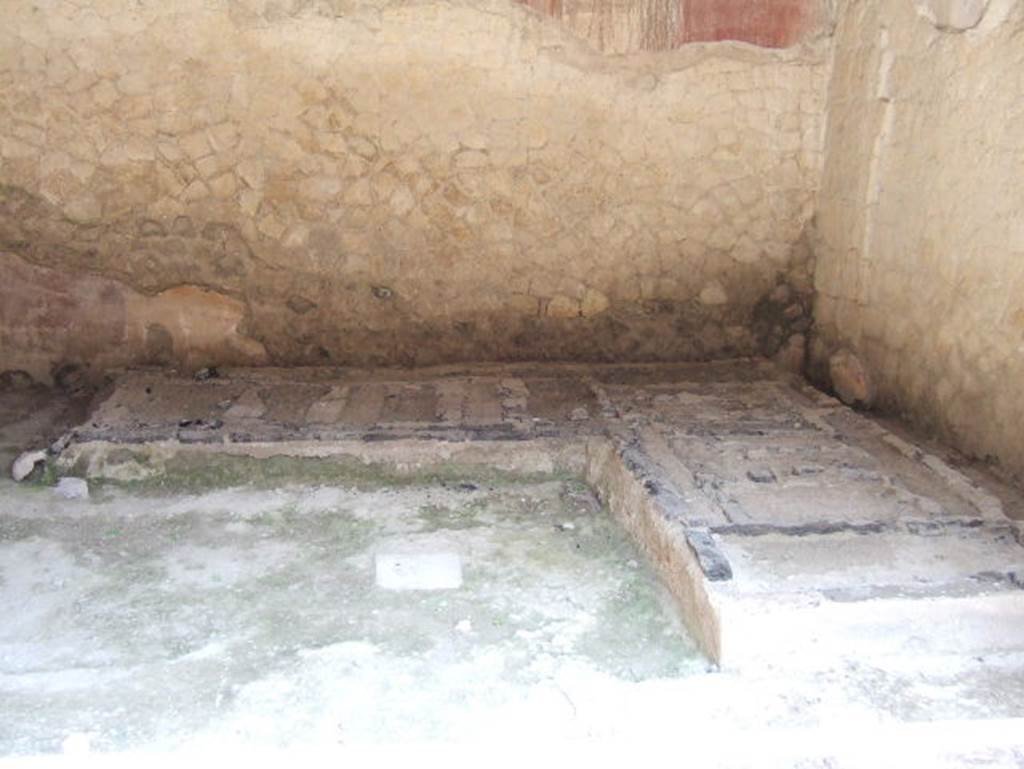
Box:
[0,0,827,382]
[812,0,1024,480]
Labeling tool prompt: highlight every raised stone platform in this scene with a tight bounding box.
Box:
[48,360,1024,668]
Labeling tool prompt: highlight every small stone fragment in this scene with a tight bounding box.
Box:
[11,449,47,482]
[569,406,588,421]
[829,348,875,407]
[49,432,74,454]
[193,366,219,381]
[54,477,89,500]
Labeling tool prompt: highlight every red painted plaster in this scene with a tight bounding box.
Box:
[675,0,815,48]
[517,0,817,50]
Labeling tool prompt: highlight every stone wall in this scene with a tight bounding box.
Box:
[812,0,1024,480]
[0,0,828,383]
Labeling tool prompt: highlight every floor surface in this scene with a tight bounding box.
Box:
[2,360,1023,765]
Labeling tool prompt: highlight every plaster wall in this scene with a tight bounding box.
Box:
[812,0,1024,480]
[0,0,828,381]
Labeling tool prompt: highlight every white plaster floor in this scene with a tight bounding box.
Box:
[2,363,1024,766]
[0,475,710,753]
[4,470,1024,767]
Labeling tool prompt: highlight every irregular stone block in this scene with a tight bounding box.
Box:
[11,450,46,482]
[829,348,875,407]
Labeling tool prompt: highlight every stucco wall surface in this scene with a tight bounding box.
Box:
[0,0,827,380]
[813,0,1024,480]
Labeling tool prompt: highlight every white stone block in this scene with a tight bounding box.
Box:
[375,553,463,591]
[11,450,46,482]
[54,477,89,500]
